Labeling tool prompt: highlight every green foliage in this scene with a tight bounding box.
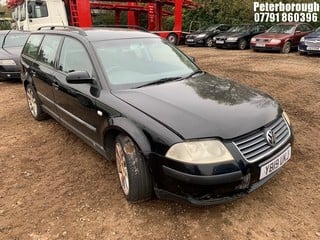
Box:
[183,0,320,30]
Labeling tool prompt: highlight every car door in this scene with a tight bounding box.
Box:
[52,37,102,145]
[25,34,62,116]
[292,24,305,47]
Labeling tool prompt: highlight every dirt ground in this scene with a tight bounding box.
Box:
[0,47,319,240]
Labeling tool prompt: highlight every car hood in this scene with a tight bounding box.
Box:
[112,73,280,140]
[255,33,290,39]
[0,47,22,63]
[304,31,320,39]
[216,32,248,38]
[187,31,209,37]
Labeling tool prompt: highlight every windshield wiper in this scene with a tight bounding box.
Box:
[136,70,204,89]
[178,70,204,81]
[136,76,182,88]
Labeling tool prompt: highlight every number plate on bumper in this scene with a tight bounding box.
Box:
[259,146,291,180]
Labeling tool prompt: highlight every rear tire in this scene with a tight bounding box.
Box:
[26,84,49,121]
[167,33,178,45]
[115,134,153,202]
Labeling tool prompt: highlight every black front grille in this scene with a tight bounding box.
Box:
[256,38,270,43]
[233,117,290,162]
[216,37,227,41]
[305,41,320,48]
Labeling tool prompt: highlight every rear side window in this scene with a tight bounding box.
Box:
[23,34,44,58]
[37,35,62,67]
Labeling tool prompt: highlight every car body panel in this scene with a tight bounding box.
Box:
[298,27,320,54]
[113,74,280,140]
[185,24,231,47]
[0,30,29,81]
[214,24,266,49]
[20,27,294,205]
[251,22,313,52]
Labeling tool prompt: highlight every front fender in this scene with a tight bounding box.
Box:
[109,117,151,154]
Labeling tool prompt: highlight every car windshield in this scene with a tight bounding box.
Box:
[93,38,199,90]
[228,25,251,33]
[3,32,29,48]
[267,25,295,34]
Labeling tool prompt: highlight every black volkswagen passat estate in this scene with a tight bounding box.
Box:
[20,26,293,205]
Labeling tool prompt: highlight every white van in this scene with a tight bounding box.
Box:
[12,0,68,31]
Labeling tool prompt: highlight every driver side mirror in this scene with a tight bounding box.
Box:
[295,30,302,34]
[66,71,94,84]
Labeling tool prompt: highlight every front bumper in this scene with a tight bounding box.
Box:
[0,65,21,81]
[148,128,293,205]
[215,41,238,49]
[250,43,282,52]
[298,43,320,54]
[185,38,206,46]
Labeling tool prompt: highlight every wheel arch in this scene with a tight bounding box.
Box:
[22,72,33,90]
[103,117,151,161]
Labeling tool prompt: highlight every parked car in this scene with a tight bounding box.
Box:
[250,22,313,54]
[185,24,231,47]
[298,26,320,55]
[0,30,29,81]
[21,26,293,205]
[213,24,267,50]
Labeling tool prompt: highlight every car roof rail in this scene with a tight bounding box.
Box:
[37,26,87,36]
[94,25,148,32]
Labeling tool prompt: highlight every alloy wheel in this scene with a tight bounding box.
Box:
[115,142,129,195]
[26,88,38,117]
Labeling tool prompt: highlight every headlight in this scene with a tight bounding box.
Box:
[0,59,16,66]
[270,39,281,44]
[282,111,291,126]
[213,37,216,41]
[165,140,234,164]
[251,38,256,43]
[196,34,206,38]
[227,37,238,41]
[300,37,305,42]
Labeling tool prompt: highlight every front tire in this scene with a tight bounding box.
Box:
[205,37,214,47]
[281,42,291,54]
[115,134,153,202]
[26,84,48,120]
[238,39,247,50]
